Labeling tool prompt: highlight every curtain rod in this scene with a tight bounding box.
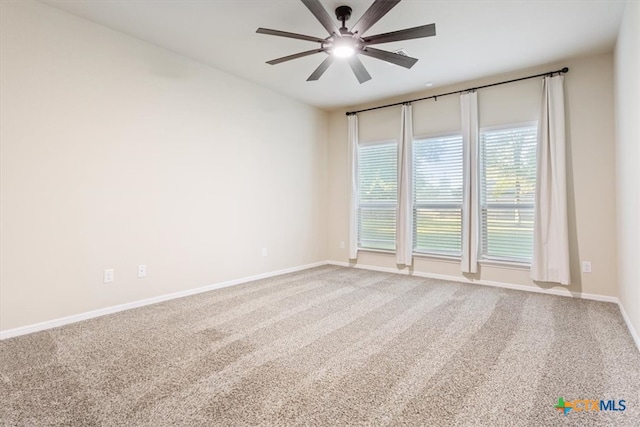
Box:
[345,67,569,116]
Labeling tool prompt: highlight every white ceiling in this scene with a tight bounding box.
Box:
[42,0,626,110]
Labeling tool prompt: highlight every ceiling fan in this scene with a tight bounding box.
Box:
[256,0,436,84]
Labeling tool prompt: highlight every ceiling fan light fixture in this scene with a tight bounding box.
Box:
[333,45,355,57]
[331,37,356,58]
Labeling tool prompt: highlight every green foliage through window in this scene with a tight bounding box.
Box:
[413,134,463,256]
[480,124,537,262]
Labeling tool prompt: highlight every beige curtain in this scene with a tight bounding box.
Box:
[531,75,571,284]
[348,114,359,260]
[461,92,479,273]
[396,104,414,265]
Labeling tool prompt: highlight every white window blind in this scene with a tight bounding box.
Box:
[412,134,464,256]
[357,141,397,250]
[480,124,537,263]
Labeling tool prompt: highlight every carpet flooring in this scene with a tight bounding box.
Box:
[1,265,639,426]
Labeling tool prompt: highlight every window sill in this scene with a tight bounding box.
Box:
[357,249,461,264]
[357,248,395,255]
[413,252,461,263]
[479,259,531,270]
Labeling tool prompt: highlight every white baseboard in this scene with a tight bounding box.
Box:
[0,261,327,340]
[618,301,640,352]
[325,260,618,303]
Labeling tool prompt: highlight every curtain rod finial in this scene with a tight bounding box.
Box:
[562,67,569,73]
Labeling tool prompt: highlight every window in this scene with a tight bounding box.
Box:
[357,141,397,250]
[480,124,537,263]
[413,134,464,256]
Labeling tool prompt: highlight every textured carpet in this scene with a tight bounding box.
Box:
[1,265,639,426]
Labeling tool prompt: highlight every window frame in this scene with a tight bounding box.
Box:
[356,139,398,252]
[478,121,538,266]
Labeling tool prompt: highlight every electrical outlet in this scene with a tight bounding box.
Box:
[582,261,592,273]
[104,268,114,284]
[340,241,345,249]
[138,264,147,278]
[262,248,268,257]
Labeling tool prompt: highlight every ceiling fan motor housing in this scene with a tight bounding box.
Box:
[335,6,352,22]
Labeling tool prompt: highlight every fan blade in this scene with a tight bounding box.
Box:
[256,28,327,44]
[300,0,340,36]
[347,56,372,84]
[307,56,335,81]
[351,0,401,36]
[266,49,327,65]
[359,47,418,69]
[363,23,436,45]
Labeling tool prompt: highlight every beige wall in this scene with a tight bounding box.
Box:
[615,1,640,337]
[0,1,328,331]
[327,53,618,298]
[0,0,628,334]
